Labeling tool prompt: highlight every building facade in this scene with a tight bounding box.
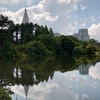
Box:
[73,29,89,41]
[78,64,90,75]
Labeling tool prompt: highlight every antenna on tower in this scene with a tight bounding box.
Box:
[25,4,26,9]
[25,4,26,12]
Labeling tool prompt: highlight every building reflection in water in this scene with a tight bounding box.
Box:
[78,64,90,75]
[24,85,29,99]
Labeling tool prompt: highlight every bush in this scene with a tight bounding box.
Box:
[73,47,81,54]
[25,41,51,57]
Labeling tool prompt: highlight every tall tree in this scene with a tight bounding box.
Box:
[49,27,54,36]
[0,14,12,45]
[0,14,13,58]
[14,24,20,45]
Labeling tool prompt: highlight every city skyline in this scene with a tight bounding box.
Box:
[0,0,100,40]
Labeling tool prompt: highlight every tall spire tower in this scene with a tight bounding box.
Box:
[22,5,29,24]
[24,85,29,99]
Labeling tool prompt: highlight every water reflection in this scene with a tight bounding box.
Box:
[78,64,90,75]
[0,55,100,100]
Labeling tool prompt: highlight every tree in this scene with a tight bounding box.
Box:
[34,24,41,37]
[25,41,50,57]
[44,25,49,34]
[36,34,58,55]
[14,24,20,45]
[0,14,12,45]
[0,14,14,58]
[9,21,15,44]
[88,38,97,44]
[23,32,34,44]
[49,27,54,36]
[60,36,75,54]
[0,87,11,100]
[86,44,96,54]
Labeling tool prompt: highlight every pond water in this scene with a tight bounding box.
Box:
[0,56,100,100]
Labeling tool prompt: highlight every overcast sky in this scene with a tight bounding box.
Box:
[0,0,100,40]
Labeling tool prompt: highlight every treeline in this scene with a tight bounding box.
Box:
[0,15,100,59]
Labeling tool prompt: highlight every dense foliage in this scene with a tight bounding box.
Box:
[0,15,100,59]
[0,87,11,100]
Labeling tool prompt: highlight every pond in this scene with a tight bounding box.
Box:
[0,55,100,100]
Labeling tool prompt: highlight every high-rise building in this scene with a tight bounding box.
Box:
[22,5,29,24]
[73,29,89,41]
[73,33,78,39]
[78,64,90,75]
[78,29,89,41]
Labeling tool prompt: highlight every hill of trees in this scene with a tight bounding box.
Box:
[0,15,100,59]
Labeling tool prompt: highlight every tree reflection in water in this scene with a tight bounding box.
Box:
[0,55,100,98]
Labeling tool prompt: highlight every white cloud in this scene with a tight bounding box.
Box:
[0,7,7,13]
[0,0,20,4]
[26,0,33,5]
[80,4,87,10]
[57,0,71,4]
[10,82,79,100]
[60,18,87,34]
[39,0,78,16]
[60,22,78,35]
[82,93,89,100]
[0,0,78,21]
[63,72,88,85]
[89,63,100,80]
[89,15,97,22]
[77,18,86,26]
[0,0,86,35]
[11,83,59,99]
[0,0,40,5]
[88,23,100,40]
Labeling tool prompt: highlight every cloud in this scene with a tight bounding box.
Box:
[89,63,100,80]
[65,22,78,32]
[60,17,87,34]
[26,0,33,5]
[0,0,40,5]
[63,72,88,86]
[10,81,79,100]
[89,15,97,22]
[82,93,89,100]
[0,0,86,35]
[0,7,7,13]
[88,23,100,40]
[42,0,78,16]
[77,18,86,26]
[80,4,87,10]
[0,0,20,4]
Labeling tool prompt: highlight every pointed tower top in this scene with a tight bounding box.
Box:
[24,85,29,99]
[25,4,26,10]
[22,5,29,24]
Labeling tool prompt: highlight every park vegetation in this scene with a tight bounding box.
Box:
[1,14,100,99]
[0,14,100,60]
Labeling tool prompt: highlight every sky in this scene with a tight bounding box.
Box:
[0,0,100,40]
